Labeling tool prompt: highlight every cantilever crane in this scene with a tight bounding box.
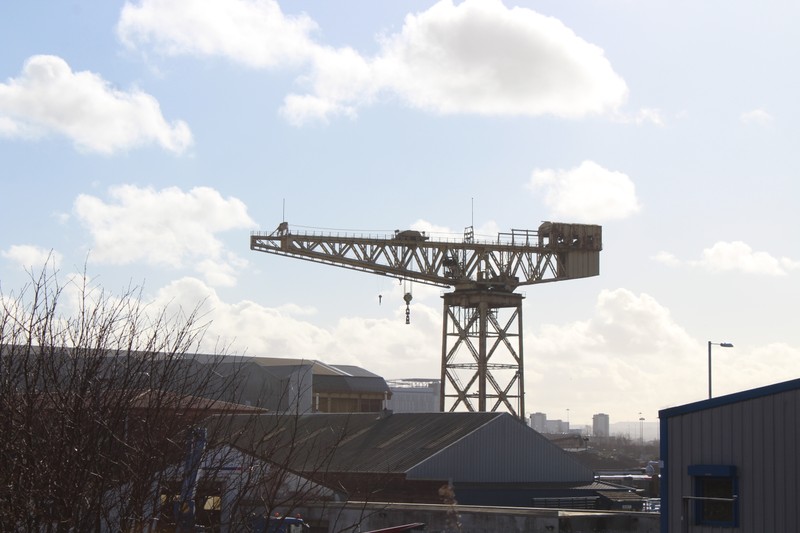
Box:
[250,221,602,419]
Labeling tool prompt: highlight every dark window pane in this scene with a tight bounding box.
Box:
[700,477,734,522]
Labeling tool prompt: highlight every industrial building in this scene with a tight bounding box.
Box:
[659,377,800,532]
[209,356,392,414]
[385,378,440,412]
[218,410,640,509]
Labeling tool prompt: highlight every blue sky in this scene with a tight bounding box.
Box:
[1,0,798,426]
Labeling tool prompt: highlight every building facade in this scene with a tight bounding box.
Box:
[659,377,800,532]
[386,378,440,412]
[592,413,610,437]
[529,412,547,433]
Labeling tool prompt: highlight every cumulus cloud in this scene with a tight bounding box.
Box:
[528,160,641,222]
[130,274,800,426]
[117,0,628,124]
[524,288,787,423]
[148,277,443,377]
[365,0,627,119]
[1,245,62,272]
[695,241,799,275]
[740,108,773,126]
[0,55,192,154]
[652,251,680,267]
[73,185,256,286]
[117,0,319,68]
[657,241,799,276]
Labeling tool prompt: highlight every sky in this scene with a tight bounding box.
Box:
[1,0,799,428]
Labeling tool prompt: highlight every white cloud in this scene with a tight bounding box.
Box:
[741,343,800,388]
[117,0,319,68]
[633,107,664,126]
[652,251,680,267]
[374,0,626,118]
[694,241,798,275]
[612,107,665,126]
[740,108,773,126]
[1,245,62,272]
[406,219,502,244]
[136,277,800,425]
[524,288,800,423]
[0,55,192,154]
[148,277,442,377]
[655,242,799,275]
[74,185,256,285]
[528,160,641,222]
[117,0,628,124]
[0,116,21,135]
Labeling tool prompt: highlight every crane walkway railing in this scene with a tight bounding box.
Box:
[249,228,544,248]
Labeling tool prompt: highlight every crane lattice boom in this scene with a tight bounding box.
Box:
[250,221,602,290]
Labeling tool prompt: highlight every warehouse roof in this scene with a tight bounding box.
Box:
[214,411,593,484]
[216,411,499,473]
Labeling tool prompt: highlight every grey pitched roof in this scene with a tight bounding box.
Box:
[213,411,594,486]
[216,411,501,475]
[330,365,382,378]
[313,374,390,394]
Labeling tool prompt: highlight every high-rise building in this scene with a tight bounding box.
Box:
[593,413,610,437]
[529,412,547,433]
[545,419,569,433]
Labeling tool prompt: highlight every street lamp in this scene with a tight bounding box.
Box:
[708,341,734,399]
[639,414,645,447]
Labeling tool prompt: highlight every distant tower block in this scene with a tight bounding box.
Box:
[593,413,610,437]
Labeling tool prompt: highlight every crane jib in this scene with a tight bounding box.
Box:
[250,221,600,289]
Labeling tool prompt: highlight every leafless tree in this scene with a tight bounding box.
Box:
[0,264,393,533]
[0,262,245,531]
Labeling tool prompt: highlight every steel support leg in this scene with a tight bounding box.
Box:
[439,290,525,419]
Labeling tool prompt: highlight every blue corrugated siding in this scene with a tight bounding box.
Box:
[406,415,593,483]
[662,387,800,532]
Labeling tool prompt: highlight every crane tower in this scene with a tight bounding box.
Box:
[250,221,601,419]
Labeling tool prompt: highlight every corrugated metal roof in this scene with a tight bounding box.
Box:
[313,374,390,394]
[331,365,382,378]
[235,356,342,376]
[216,411,594,485]
[218,411,500,475]
[407,414,594,483]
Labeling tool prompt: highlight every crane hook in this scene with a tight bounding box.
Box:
[403,292,412,324]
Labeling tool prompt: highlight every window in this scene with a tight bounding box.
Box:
[688,465,738,527]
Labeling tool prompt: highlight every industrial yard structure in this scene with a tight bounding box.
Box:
[660,377,800,532]
[251,221,602,419]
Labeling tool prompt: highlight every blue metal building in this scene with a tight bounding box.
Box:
[659,377,800,532]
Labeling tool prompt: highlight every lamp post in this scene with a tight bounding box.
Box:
[639,413,645,447]
[708,341,734,399]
